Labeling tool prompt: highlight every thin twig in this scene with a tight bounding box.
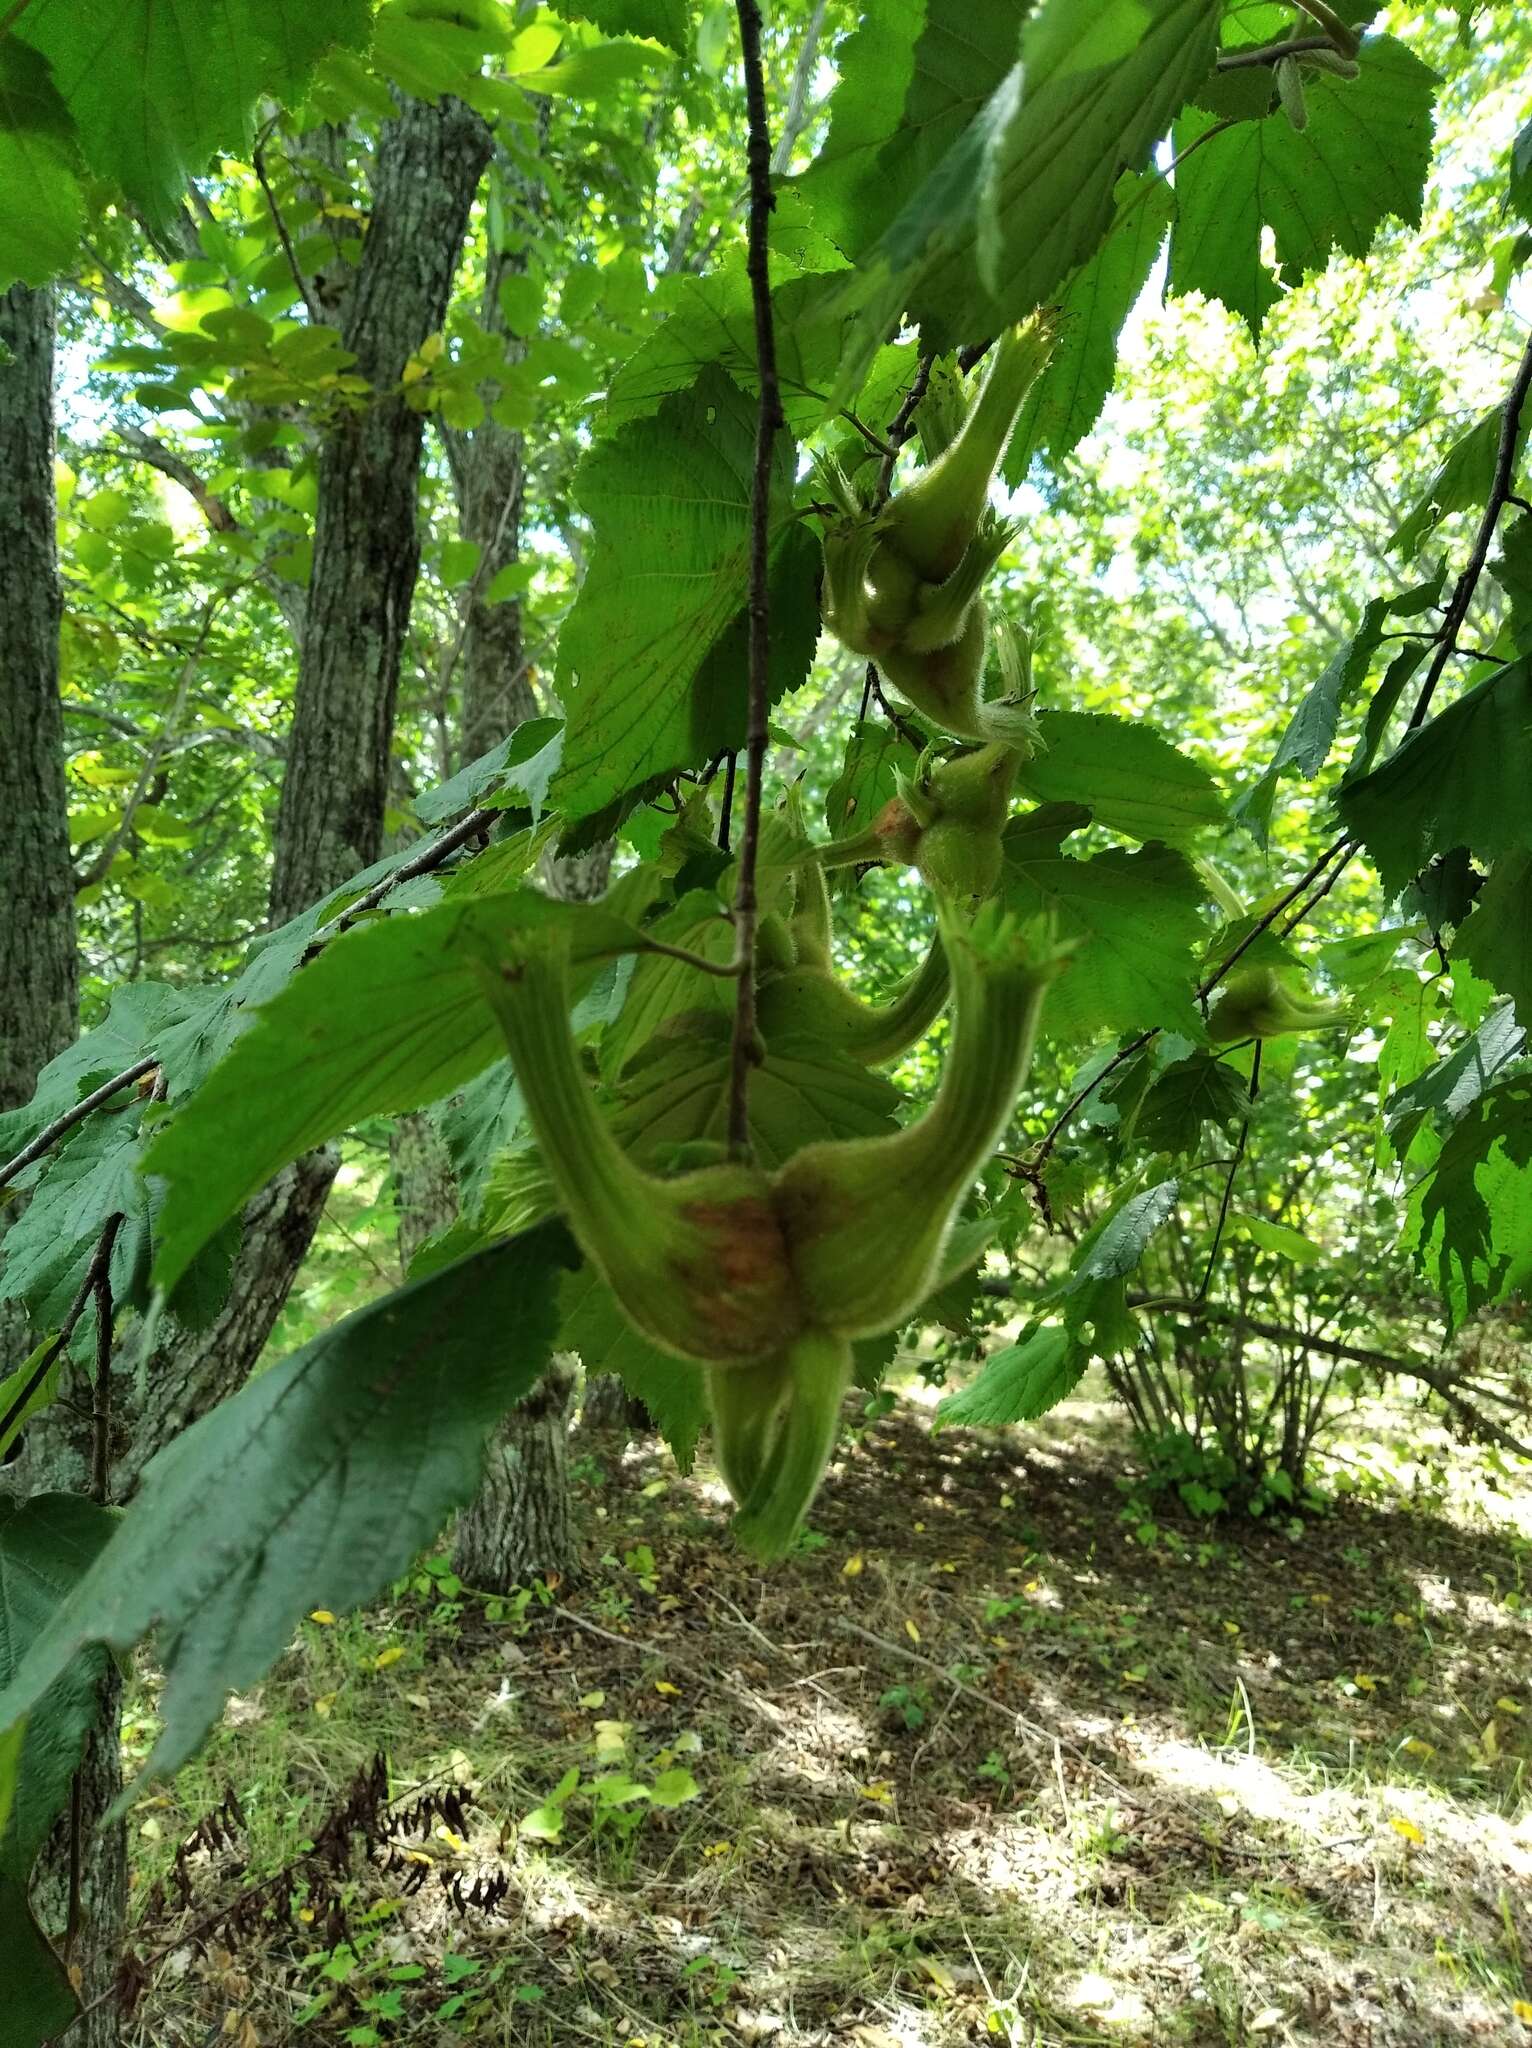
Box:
[876,353,934,503]
[75,600,221,894]
[1194,834,1354,1000]
[1195,1043,1260,1303]
[725,0,785,1158]
[833,1617,1130,1789]
[1403,330,1532,733]
[0,1063,156,1196]
[252,138,325,326]
[89,1224,118,1505]
[637,938,744,979]
[301,805,499,960]
[1277,846,1355,938]
[0,1217,122,1452]
[1030,835,1354,1177]
[718,751,737,851]
[1216,33,1336,69]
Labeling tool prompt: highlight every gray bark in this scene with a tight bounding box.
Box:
[0,284,75,1122]
[272,92,493,923]
[449,841,613,1591]
[31,1664,127,2048]
[442,143,545,761]
[392,1113,457,1273]
[452,1354,579,1592]
[0,284,123,2048]
[111,94,493,1485]
[580,1371,650,1435]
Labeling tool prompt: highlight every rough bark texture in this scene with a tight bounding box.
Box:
[452,1353,579,1592]
[0,284,124,2048]
[271,92,493,925]
[115,1150,339,1496]
[0,284,75,1123]
[92,95,493,1499]
[392,1114,457,1273]
[31,1664,127,2048]
[580,1372,651,1435]
[443,142,544,762]
[449,840,614,1590]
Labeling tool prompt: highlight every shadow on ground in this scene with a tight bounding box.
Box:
[125,1398,1532,2047]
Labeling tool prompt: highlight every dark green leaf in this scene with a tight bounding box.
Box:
[1390,405,1527,557]
[0,40,84,289]
[143,890,651,1295]
[553,370,810,820]
[1454,852,1532,1030]
[1063,1178,1180,1289]
[15,0,371,233]
[1135,1054,1249,1155]
[835,0,1222,379]
[545,0,690,55]
[558,1267,706,1471]
[1406,1077,1532,1328]
[1510,113,1532,228]
[1385,1000,1524,1155]
[1235,570,1444,842]
[1004,841,1208,1041]
[1339,655,1532,897]
[825,718,923,838]
[794,0,1016,263]
[0,1114,148,1327]
[0,1232,571,1801]
[414,718,564,826]
[1490,512,1532,653]
[607,1031,901,1169]
[1005,170,1174,480]
[0,1494,119,2048]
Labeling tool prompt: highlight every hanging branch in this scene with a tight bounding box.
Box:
[0,1216,122,1455]
[1403,328,1532,733]
[1195,1043,1261,1303]
[726,0,785,1157]
[1027,834,1353,1177]
[252,133,326,328]
[0,1060,158,1196]
[89,1231,118,1505]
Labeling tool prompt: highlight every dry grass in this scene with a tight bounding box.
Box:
[120,1385,1532,2047]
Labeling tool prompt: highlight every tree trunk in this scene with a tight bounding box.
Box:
[30,1664,126,2048]
[0,284,75,1128]
[271,91,494,923]
[0,283,124,2048]
[111,93,492,1486]
[0,279,77,1389]
[452,1354,579,1592]
[580,1373,651,1436]
[392,1115,458,1274]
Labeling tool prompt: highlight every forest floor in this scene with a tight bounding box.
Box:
[122,1382,1532,2048]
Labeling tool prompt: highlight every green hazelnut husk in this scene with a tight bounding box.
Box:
[1207,966,1353,1044]
[814,320,1056,745]
[478,901,1063,1554]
